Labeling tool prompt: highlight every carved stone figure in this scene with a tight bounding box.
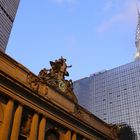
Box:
[21,115,32,136]
[27,73,48,96]
[27,73,40,92]
[38,68,49,80]
[49,56,72,80]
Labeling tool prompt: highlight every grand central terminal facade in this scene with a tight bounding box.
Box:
[0,51,117,140]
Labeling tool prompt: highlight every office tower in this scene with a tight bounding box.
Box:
[0,0,20,52]
[74,9,140,139]
[74,60,140,138]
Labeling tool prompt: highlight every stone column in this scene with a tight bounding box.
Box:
[10,105,23,140]
[72,133,77,140]
[38,117,46,140]
[27,113,39,140]
[59,132,65,140]
[0,100,14,140]
[64,130,71,140]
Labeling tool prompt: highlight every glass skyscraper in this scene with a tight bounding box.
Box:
[0,0,20,52]
[74,8,140,139]
[74,60,140,138]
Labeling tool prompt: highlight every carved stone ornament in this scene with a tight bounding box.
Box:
[38,57,78,103]
[21,115,32,136]
[110,125,118,139]
[73,105,84,119]
[27,73,48,96]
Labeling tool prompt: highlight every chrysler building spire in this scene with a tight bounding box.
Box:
[135,5,140,60]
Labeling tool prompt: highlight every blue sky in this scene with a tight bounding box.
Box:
[7,0,139,81]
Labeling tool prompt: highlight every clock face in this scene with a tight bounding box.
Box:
[58,80,66,92]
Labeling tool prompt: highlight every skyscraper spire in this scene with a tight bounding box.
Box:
[135,4,140,60]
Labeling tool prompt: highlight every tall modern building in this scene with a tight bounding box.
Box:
[74,9,140,139]
[0,0,20,52]
[74,61,140,138]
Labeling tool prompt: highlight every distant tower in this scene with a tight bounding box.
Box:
[0,0,20,52]
[135,6,140,59]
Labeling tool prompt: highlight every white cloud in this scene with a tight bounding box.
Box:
[97,0,138,33]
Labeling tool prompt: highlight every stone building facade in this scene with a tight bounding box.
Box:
[0,51,117,140]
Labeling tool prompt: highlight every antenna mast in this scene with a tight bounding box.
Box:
[135,2,140,60]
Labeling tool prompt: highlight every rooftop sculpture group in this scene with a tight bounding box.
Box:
[38,57,78,103]
[39,57,71,80]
